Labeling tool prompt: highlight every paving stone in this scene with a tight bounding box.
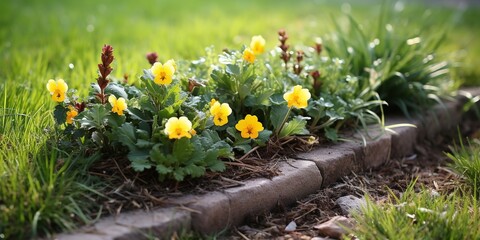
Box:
[223,160,322,229]
[113,208,191,239]
[296,145,357,187]
[339,127,391,170]
[385,116,419,159]
[421,100,463,142]
[359,130,391,169]
[54,208,191,240]
[187,192,231,234]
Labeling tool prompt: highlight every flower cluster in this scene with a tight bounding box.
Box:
[47,31,380,182]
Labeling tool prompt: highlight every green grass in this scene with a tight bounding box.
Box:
[352,182,480,240]
[1,0,480,238]
[446,137,480,195]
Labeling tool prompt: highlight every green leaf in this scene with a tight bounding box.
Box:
[105,113,125,128]
[105,82,128,99]
[279,117,309,138]
[270,105,289,131]
[131,158,152,172]
[135,139,154,148]
[226,64,240,75]
[254,129,272,146]
[127,150,150,162]
[127,108,149,121]
[204,150,226,172]
[183,164,206,177]
[53,105,67,125]
[79,104,108,130]
[245,91,273,107]
[111,123,137,151]
[325,127,338,142]
[173,138,194,163]
[234,144,251,154]
[173,168,185,181]
[156,164,172,175]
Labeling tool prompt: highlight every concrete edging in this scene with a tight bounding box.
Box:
[54,92,475,239]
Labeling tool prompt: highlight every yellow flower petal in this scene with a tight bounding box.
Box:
[151,62,175,85]
[109,95,127,115]
[46,79,56,93]
[243,48,256,63]
[47,79,69,102]
[235,114,264,139]
[210,102,232,126]
[57,79,68,92]
[250,35,266,55]
[66,107,78,124]
[108,95,117,106]
[165,116,192,139]
[283,85,311,109]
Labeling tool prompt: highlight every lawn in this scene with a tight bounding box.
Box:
[1,0,480,238]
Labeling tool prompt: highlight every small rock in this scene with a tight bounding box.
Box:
[335,195,367,216]
[429,189,440,198]
[314,216,355,239]
[285,220,297,232]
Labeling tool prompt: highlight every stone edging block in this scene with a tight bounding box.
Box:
[53,207,190,240]
[185,160,322,234]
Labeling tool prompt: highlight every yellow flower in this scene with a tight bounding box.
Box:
[235,114,264,139]
[283,85,311,109]
[243,48,256,63]
[210,101,232,126]
[66,106,78,124]
[210,98,217,107]
[164,116,192,139]
[46,79,68,102]
[108,95,127,115]
[151,61,175,85]
[250,35,266,55]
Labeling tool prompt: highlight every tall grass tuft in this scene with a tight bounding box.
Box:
[352,182,480,239]
[325,3,456,117]
[446,137,480,195]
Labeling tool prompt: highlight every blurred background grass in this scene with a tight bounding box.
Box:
[0,0,479,238]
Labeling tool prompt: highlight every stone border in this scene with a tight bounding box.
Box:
[54,91,475,239]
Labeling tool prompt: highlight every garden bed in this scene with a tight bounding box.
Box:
[53,88,479,240]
